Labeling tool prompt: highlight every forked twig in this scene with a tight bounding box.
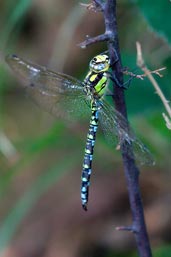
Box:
[136,41,171,130]
[123,67,166,80]
[80,0,104,12]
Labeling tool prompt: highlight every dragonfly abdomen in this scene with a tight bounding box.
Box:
[81,104,99,210]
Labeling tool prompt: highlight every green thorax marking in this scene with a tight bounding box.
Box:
[83,54,110,100]
[84,71,108,99]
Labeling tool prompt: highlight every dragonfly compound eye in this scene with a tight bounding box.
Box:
[93,57,97,62]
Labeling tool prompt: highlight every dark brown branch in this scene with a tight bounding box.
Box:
[105,2,153,257]
[93,0,105,7]
[92,0,105,11]
[79,1,153,257]
[78,32,113,48]
[115,225,138,233]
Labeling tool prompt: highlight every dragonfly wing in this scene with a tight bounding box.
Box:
[6,55,84,93]
[98,100,119,147]
[99,100,155,166]
[27,86,90,119]
[130,136,155,166]
[6,54,90,118]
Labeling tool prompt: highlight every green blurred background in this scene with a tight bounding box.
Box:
[0,0,171,256]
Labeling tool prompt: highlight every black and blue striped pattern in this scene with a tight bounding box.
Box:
[80,57,109,210]
[81,102,99,210]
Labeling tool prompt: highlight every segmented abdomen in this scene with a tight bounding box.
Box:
[81,103,98,210]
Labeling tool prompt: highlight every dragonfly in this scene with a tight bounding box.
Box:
[6,53,155,211]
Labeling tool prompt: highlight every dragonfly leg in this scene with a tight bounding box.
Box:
[106,71,135,89]
[106,71,125,88]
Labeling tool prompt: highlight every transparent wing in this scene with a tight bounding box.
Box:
[99,100,155,166]
[6,54,90,118]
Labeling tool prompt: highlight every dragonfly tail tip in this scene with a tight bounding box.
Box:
[82,204,88,211]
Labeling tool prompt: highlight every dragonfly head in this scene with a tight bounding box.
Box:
[89,54,110,73]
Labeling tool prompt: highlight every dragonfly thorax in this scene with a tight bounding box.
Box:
[83,54,110,100]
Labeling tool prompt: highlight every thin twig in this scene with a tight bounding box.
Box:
[0,131,20,165]
[78,32,113,48]
[136,41,171,130]
[123,67,166,80]
[80,0,105,12]
[115,225,138,233]
[162,113,171,130]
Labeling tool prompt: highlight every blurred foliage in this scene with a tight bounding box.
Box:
[0,0,170,257]
[0,155,76,250]
[0,0,32,49]
[136,0,171,44]
[154,245,171,257]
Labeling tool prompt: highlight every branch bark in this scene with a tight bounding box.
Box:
[80,1,153,257]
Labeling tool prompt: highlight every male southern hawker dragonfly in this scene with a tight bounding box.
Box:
[6,53,154,210]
